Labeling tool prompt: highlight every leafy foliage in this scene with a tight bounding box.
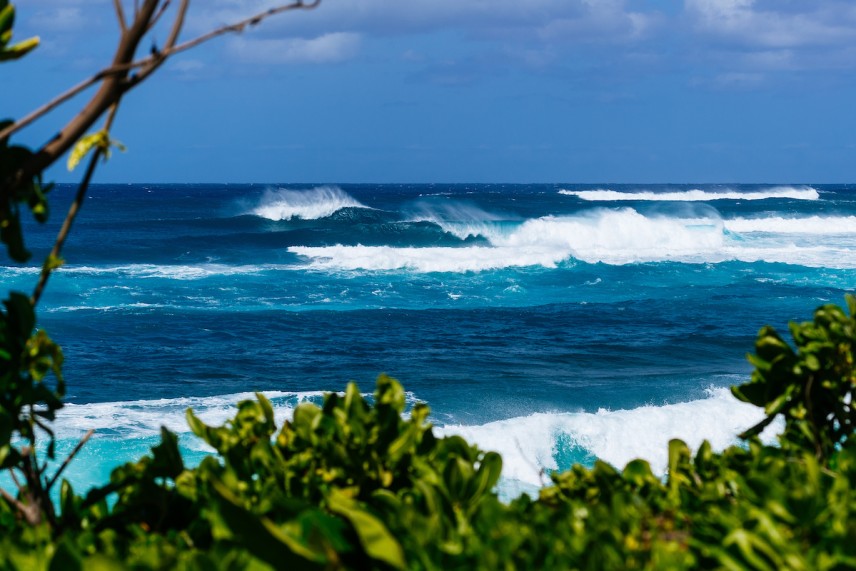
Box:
[1,4,855,569]
[733,296,856,460]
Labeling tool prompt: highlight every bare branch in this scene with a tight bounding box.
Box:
[147,0,172,33]
[46,430,95,492]
[114,0,128,32]
[32,103,121,307]
[170,0,320,57]
[9,469,23,492]
[3,0,159,196]
[130,0,319,87]
[0,488,31,519]
[0,0,320,154]
[165,0,189,49]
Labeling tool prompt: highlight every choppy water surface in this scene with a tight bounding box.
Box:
[5,183,853,495]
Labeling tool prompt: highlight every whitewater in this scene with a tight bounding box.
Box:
[4,182,854,497]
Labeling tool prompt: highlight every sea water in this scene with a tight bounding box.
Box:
[3,183,854,497]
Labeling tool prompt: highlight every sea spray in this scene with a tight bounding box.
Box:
[248,186,369,220]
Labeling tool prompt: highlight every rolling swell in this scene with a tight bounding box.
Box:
[8,183,855,496]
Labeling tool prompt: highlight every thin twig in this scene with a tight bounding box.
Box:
[0,488,26,512]
[46,429,95,492]
[114,0,128,31]
[130,0,319,87]
[9,469,23,492]
[31,103,121,307]
[0,0,320,144]
[164,0,188,49]
[170,0,320,57]
[147,0,172,33]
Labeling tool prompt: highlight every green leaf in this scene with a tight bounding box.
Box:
[0,35,38,61]
[48,538,83,571]
[150,427,184,479]
[0,3,15,41]
[327,490,406,570]
[209,477,325,569]
[67,131,107,171]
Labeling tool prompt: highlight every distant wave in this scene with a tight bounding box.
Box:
[443,387,777,486]
[248,186,370,220]
[724,215,856,234]
[559,186,820,202]
[289,208,856,272]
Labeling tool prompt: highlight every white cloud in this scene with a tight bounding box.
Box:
[191,0,660,45]
[228,32,361,65]
[34,7,88,32]
[685,0,856,48]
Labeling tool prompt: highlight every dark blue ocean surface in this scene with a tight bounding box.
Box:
[4,183,855,494]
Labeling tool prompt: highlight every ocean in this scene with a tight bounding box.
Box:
[5,183,855,498]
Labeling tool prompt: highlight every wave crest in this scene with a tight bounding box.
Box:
[725,215,856,234]
[443,387,778,486]
[560,186,820,202]
[289,209,727,272]
[249,186,369,220]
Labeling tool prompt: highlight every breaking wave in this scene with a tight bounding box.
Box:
[248,186,369,220]
[289,208,856,272]
[48,387,776,494]
[559,186,820,202]
[443,387,777,487]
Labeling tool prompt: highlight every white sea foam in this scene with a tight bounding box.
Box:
[289,244,570,272]
[56,391,330,442]
[724,215,856,234]
[559,186,820,202]
[442,388,778,486]
[54,388,779,490]
[54,263,279,280]
[289,208,856,272]
[290,209,725,271]
[249,186,369,220]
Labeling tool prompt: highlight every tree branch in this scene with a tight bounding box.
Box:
[2,0,320,199]
[4,0,159,198]
[147,0,173,33]
[31,103,121,307]
[46,430,95,492]
[114,0,128,32]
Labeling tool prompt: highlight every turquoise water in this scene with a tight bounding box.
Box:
[3,183,853,495]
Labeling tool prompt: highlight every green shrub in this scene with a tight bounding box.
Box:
[2,4,855,568]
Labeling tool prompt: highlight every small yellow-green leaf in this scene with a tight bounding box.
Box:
[0,35,38,60]
[67,131,107,171]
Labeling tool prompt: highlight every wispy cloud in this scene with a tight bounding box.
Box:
[228,32,361,65]
[686,0,856,48]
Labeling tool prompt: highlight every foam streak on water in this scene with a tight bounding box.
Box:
[559,186,820,202]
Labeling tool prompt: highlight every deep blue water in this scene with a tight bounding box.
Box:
[4,183,855,494]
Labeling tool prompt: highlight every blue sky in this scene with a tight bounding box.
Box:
[6,0,856,183]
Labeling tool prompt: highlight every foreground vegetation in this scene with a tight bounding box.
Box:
[3,2,856,568]
[1,296,854,570]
